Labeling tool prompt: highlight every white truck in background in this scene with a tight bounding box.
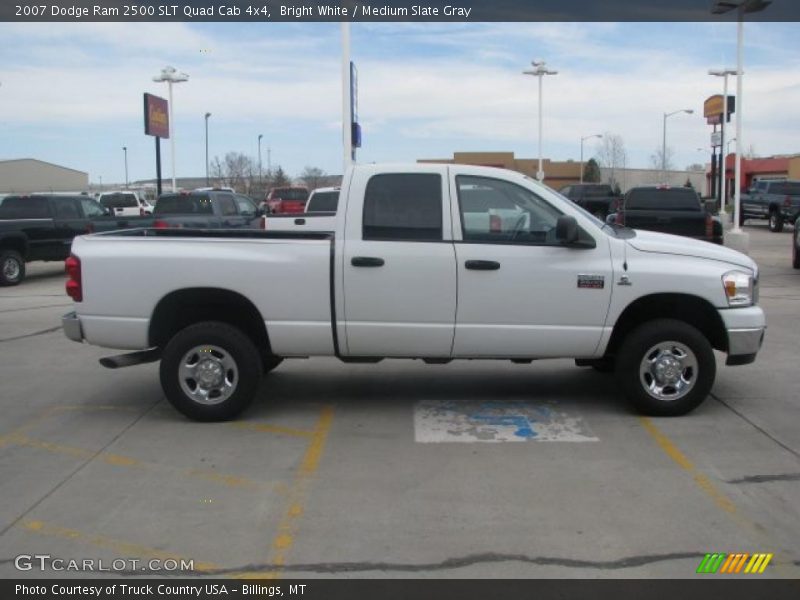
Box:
[261,186,339,232]
[62,164,765,421]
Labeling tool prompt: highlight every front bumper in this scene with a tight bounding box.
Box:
[62,311,84,343]
[719,306,766,365]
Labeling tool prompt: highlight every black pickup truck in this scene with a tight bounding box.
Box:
[0,194,148,286]
[609,186,723,245]
[558,183,621,219]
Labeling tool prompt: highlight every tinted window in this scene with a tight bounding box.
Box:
[155,194,214,214]
[626,189,701,211]
[100,193,138,208]
[307,191,339,213]
[363,174,442,241]
[51,197,81,219]
[771,182,800,196]
[218,195,238,217]
[234,195,257,215]
[272,188,308,201]
[582,185,615,197]
[457,176,562,244]
[80,198,106,218]
[0,196,51,219]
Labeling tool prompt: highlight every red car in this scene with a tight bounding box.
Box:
[264,186,309,214]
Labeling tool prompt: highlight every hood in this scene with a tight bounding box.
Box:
[627,229,757,272]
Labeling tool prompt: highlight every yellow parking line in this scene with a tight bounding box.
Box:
[233,404,335,580]
[639,417,737,514]
[229,422,315,438]
[0,407,62,450]
[6,433,281,493]
[21,519,218,573]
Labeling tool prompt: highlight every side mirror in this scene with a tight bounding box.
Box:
[556,215,579,244]
[704,199,717,214]
[104,208,112,216]
[255,207,266,217]
[605,213,617,225]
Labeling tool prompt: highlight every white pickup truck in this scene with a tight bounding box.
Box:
[62,164,765,421]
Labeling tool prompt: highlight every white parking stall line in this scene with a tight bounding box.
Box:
[414,400,599,443]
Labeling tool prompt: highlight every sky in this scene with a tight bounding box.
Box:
[1,21,799,185]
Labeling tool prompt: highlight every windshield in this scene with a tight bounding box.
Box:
[155,194,213,214]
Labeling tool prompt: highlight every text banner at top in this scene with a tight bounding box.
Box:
[4,0,800,22]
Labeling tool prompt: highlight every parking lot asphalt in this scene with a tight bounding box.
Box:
[1,223,798,579]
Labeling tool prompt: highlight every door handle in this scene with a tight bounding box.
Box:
[465,260,500,271]
[294,218,306,225]
[351,256,385,267]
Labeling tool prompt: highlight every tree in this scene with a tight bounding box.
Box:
[210,152,256,192]
[650,146,675,172]
[596,133,627,190]
[684,178,694,189]
[299,166,327,191]
[270,166,291,188]
[582,158,601,183]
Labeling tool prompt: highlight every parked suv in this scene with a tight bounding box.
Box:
[99,191,153,217]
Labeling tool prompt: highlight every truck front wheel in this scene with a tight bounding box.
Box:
[615,319,715,416]
[769,209,784,232]
[160,321,262,421]
[0,250,25,286]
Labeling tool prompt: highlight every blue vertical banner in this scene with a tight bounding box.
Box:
[350,61,361,160]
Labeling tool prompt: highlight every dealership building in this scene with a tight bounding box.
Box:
[418,151,707,194]
[0,159,89,194]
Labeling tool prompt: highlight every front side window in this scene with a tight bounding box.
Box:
[234,195,257,216]
[80,198,106,218]
[218,195,238,217]
[363,174,442,241]
[457,175,562,244]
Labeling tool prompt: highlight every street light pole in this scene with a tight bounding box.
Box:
[580,134,602,183]
[153,66,189,192]
[709,68,737,215]
[662,108,694,183]
[122,146,128,189]
[204,112,211,186]
[258,134,263,189]
[523,61,558,182]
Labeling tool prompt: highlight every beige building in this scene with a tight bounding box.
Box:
[418,151,708,195]
[0,159,89,194]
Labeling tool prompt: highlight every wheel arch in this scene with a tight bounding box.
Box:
[0,234,30,259]
[605,293,728,357]
[149,287,276,366]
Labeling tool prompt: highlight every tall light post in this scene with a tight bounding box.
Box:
[580,134,602,183]
[712,0,772,240]
[122,146,128,189]
[153,66,189,192]
[662,109,694,183]
[709,68,737,215]
[258,134,263,188]
[523,60,558,182]
[204,112,211,186]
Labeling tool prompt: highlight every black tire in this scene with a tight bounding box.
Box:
[793,226,800,269]
[769,209,784,233]
[160,321,262,422]
[615,319,715,416]
[0,250,25,286]
[739,211,745,227]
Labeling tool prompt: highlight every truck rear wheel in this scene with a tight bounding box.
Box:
[793,226,800,269]
[615,319,715,416]
[769,209,784,232]
[160,321,262,421]
[0,250,25,286]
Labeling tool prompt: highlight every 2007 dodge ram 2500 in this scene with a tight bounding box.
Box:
[62,164,766,421]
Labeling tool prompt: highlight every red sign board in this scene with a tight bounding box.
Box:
[143,93,169,138]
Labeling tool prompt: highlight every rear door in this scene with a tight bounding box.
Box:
[451,172,612,358]
[341,167,457,357]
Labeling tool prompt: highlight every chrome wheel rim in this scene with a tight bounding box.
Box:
[770,213,778,228]
[639,341,698,402]
[3,257,20,281]
[178,345,238,405]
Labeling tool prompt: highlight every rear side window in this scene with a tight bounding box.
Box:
[51,197,81,219]
[0,196,50,219]
[307,191,339,213]
[772,182,800,196]
[155,194,214,214]
[363,174,442,241]
[626,189,701,211]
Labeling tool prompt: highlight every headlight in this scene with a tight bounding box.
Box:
[722,270,754,307]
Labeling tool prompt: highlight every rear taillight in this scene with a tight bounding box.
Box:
[153,219,170,229]
[705,213,714,239]
[65,255,82,302]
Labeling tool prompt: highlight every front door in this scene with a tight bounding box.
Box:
[451,174,613,358]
